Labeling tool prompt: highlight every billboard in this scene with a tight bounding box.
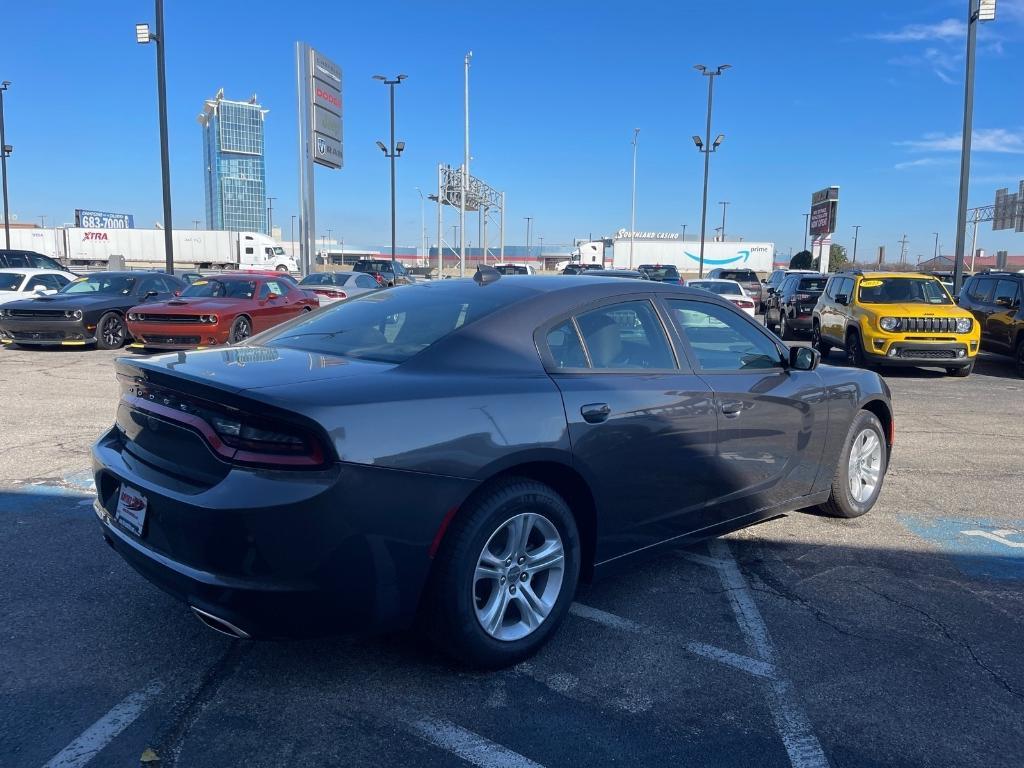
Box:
[809,186,839,237]
[74,209,134,229]
[993,181,1024,232]
[309,48,342,169]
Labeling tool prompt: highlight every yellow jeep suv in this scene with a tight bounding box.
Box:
[812,271,980,377]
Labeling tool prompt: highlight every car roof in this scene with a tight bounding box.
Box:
[848,271,937,279]
[0,267,73,275]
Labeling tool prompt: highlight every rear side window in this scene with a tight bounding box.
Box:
[574,300,675,370]
[994,279,1020,305]
[546,320,587,369]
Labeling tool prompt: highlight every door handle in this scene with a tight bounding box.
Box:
[720,401,744,417]
[580,403,611,424]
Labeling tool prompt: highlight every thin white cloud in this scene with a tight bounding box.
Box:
[894,157,954,170]
[897,129,1024,154]
[869,18,964,42]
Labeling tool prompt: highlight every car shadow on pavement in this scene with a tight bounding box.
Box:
[818,350,1020,380]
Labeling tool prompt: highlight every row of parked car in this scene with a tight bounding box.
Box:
[0,255,401,352]
[760,267,1024,378]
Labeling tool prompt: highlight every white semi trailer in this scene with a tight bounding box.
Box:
[3,227,296,272]
[560,235,775,275]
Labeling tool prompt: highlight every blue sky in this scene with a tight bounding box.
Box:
[3,0,1024,259]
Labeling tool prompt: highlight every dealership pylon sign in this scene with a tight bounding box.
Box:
[296,43,343,275]
[809,186,839,273]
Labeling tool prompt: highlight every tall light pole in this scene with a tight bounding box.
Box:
[803,213,810,251]
[416,187,426,262]
[933,231,940,264]
[0,80,10,249]
[692,64,730,278]
[267,196,276,235]
[136,2,174,275]
[373,73,408,281]
[39,215,46,229]
[953,0,997,293]
[718,201,730,241]
[681,223,687,242]
[290,215,296,248]
[630,128,639,268]
[524,216,533,260]
[461,51,472,277]
[852,224,861,263]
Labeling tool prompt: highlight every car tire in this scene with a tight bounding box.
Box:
[276,265,288,272]
[946,362,973,377]
[228,315,252,344]
[96,312,128,350]
[846,330,866,367]
[812,321,831,356]
[426,478,580,669]
[779,314,793,340]
[814,410,887,519]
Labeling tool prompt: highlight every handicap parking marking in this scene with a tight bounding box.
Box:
[899,516,1024,581]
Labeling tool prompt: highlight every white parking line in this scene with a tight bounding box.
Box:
[569,602,645,633]
[42,681,163,768]
[410,717,545,768]
[708,539,830,768]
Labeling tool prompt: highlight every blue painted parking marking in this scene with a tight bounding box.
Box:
[900,516,1024,581]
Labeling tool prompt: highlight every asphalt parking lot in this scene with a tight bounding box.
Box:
[2,343,1023,768]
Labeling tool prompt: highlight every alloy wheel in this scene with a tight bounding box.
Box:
[231,317,251,344]
[102,316,125,347]
[847,428,882,503]
[473,512,565,642]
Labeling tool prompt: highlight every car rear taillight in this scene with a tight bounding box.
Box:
[314,288,347,299]
[731,299,755,309]
[125,380,326,468]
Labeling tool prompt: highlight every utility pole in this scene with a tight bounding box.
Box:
[266,196,276,234]
[416,187,426,262]
[681,223,687,242]
[38,215,46,229]
[290,215,296,248]
[524,216,533,260]
[933,231,940,264]
[803,213,809,251]
[852,224,861,263]
[0,80,10,249]
[693,64,730,278]
[718,201,729,241]
[630,128,639,269]
[898,234,909,265]
[461,51,472,277]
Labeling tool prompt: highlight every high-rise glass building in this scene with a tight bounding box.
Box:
[199,90,268,233]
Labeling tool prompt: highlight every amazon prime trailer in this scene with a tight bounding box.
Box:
[602,230,775,275]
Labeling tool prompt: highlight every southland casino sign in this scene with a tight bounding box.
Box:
[614,229,681,240]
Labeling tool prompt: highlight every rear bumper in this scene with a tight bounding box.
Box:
[91,426,476,637]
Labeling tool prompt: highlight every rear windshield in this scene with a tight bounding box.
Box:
[642,265,679,279]
[354,261,393,273]
[858,277,952,305]
[0,273,24,291]
[495,265,529,275]
[718,270,757,281]
[300,273,353,286]
[181,279,257,299]
[689,280,742,296]
[797,277,827,292]
[262,281,531,363]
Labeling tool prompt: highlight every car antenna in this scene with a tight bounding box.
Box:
[474,264,501,285]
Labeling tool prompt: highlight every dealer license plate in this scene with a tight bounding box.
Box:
[114,485,148,536]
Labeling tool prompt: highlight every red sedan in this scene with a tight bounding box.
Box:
[125,274,318,350]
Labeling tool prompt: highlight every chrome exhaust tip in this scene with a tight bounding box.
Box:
[190,606,251,639]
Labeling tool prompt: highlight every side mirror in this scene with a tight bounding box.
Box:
[32,285,49,294]
[789,345,820,371]
[173,290,182,297]
[145,290,159,298]
[995,296,1013,308]
[835,293,850,306]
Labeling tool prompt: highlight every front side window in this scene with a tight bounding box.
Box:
[545,320,587,369]
[967,278,994,303]
[994,279,1020,306]
[574,300,675,370]
[299,273,332,286]
[857,277,952,305]
[0,273,25,291]
[60,275,136,295]
[667,299,782,371]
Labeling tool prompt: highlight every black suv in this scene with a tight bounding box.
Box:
[958,271,1024,376]
[707,268,763,311]
[0,249,67,272]
[352,259,414,287]
[637,264,681,284]
[764,273,829,339]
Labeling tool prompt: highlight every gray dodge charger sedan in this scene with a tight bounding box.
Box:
[92,270,893,667]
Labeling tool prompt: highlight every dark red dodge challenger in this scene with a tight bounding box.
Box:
[125,274,318,350]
